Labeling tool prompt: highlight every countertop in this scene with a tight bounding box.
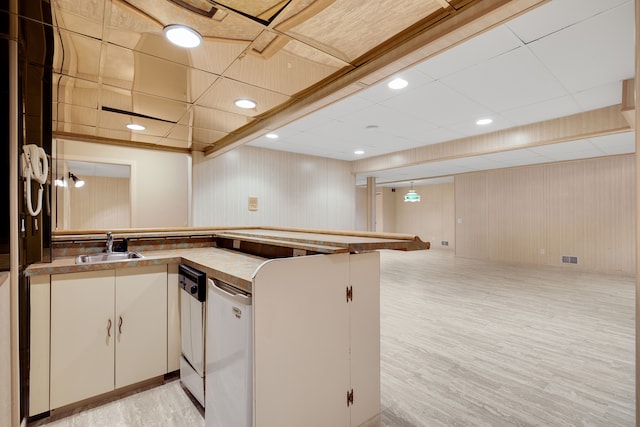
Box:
[25,247,266,293]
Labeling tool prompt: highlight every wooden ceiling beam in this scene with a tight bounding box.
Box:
[351,105,632,175]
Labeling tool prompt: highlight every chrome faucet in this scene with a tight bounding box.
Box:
[106,232,113,253]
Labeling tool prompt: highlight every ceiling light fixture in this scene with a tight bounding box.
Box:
[54,176,67,187]
[354,150,365,155]
[163,24,202,48]
[265,133,278,139]
[476,118,493,125]
[126,123,145,131]
[388,77,408,90]
[69,172,85,188]
[403,182,420,203]
[235,99,257,109]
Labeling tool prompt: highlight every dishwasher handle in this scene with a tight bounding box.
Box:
[208,278,252,305]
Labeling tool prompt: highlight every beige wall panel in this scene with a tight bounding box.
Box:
[381,187,396,233]
[487,167,545,264]
[69,176,130,230]
[192,146,355,229]
[355,187,367,231]
[0,273,10,427]
[455,176,489,258]
[394,183,455,249]
[55,139,190,228]
[455,155,635,274]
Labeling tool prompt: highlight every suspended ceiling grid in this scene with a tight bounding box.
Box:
[48,0,477,152]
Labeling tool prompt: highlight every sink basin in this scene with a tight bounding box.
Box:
[75,251,144,264]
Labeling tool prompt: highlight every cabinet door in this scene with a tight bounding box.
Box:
[29,274,50,416]
[115,265,167,388]
[349,252,381,426]
[167,264,181,373]
[253,254,350,427]
[50,270,115,409]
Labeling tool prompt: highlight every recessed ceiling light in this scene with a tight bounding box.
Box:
[476,118,493,125]
[163,24,202,48]
[126,123,145,131]
[235,99,257,109]
[265,133,278,139]
[388,77,408,90]
[354,150,365,155]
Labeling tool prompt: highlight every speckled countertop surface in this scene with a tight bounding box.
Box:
[25,247,266,293]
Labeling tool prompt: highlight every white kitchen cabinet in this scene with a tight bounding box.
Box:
[50,265,167,409]
[167,264,181,372]
[50,270,115,409]
[29,274,51,416]
[252,252,380,427]
[115,265,167,388]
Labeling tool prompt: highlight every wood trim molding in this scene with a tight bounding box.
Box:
[352,105,631,174]
[53,132,192,155]
[621,78,635,129]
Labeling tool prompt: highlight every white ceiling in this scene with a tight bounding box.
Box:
[247,0,636,187]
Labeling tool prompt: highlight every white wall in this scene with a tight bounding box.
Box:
[0,272,11,427]
[55,140,190,228]
[193,146,355,229]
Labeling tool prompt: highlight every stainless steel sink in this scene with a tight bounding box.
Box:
[75,251,144,264]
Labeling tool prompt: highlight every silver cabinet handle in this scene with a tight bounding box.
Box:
[107,319,112,337]
[118,316,123,335]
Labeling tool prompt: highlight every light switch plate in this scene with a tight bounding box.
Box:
[248,196,258,211]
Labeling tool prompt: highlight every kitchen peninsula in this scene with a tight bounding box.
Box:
[26,227,429,427]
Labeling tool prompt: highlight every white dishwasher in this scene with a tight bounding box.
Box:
[206,278,253,427]
[179,264,207,407]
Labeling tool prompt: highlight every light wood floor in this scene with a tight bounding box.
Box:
[32,249,635,426]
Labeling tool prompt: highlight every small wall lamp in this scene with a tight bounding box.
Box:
[69,172,85,188]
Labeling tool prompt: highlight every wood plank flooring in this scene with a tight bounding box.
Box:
[375,249,635,426]
[31,249,635,426]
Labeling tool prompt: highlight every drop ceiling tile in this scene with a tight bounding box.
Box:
[506,0,630,43]
[54,104,99,127]
[131,93,187,123]
[415,25,522,79]
[339,104,438,140]
[192,127,229,145]
[440,47,566,112]
[192,106,252,133]
[53,76,100,108]
[528,140,604,161]
[527,2,634,93]
[443,114,515,137]
[224,37,349,96]
[381,81,488,126]
[590,132,635,155]
[500,95,581,126]
[483,149,546,164]
[196,78,290,117]
[572,81,623,111]
[97,110,174,137]
[310,96,373,120]
[356,68,434,103]
[189,39,250,76]
[54,31,103,80]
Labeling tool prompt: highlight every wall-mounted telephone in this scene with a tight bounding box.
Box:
[21,144,49,216]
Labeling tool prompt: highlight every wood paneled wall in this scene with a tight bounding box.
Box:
[68,177,130,230]
[455,155,635,274]
[393,183,455,249]
[192,146,355,229]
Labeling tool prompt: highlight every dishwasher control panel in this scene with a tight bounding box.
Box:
[179,264,206,302]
